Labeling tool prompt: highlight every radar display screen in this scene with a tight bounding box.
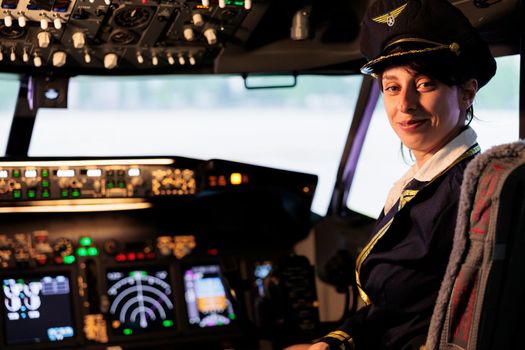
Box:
[106,268,175,336]
[2,275,75,345]
[183,265,236,328]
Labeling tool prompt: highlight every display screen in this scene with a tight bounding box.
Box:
[2,275,75,345]
[183,265,236,328]
[106,268,175,336]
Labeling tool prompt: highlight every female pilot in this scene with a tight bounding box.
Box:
[292,0,496,349]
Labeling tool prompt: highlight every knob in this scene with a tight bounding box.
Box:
[10,50,15,62]
[72,32,86,49]
[33,55,42,67]
[37,32,51,48]
[167,54,175,65]
[189,56,196,65]
[201,0,209,6]
[178,56,185,65]
[136,52,144,64]
[219,0,225,8]
[22,50,29,62]
[183,27,195,41]
[89,0,94,3]
[104,0,111,5]
[245,0,252,10]
[192,13,204,27]
[203,27,217,45]
[53,17,62,29]
[52,51,67,67]
[151,55,158,66]
[4,15,12,27]
[40,18,49,30]
[17,15,27,27]
[104,53,118,69]
[84,52,91,63]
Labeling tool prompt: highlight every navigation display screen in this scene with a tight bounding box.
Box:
[2,274,75,345]
[106,268,175,336]
[183,265,236,328]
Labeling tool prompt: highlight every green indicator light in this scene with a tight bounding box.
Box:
[77,247,88,257]
[41,169,49,177]
[229,313,236,320]
[17,279,24,284]
[123,329,132,336]
[162,320,174,328]
[41,180,49,187]
[63,255,76,264]
[42,189,50,198]
[79,237,92,246]
[72,189,81,198]
[27,190,36,198]
[129,271,147,277]
[87,247,99,256]
[106,182,114,189]
[13,170,20,178]
[118,182,126,188]
[61,189,69,198]
[13,190,21,199]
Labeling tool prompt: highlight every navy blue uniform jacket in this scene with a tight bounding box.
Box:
[335,146,479,350]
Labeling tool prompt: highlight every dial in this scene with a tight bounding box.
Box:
[53,238,73,257]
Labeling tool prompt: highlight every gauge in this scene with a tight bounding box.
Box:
[106,268,174,335]
[52,238,73,257]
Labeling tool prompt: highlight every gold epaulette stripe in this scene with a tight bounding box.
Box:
[326,333,346,342]
[331,330,351,339]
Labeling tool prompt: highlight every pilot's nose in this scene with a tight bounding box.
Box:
[398,86,419,114]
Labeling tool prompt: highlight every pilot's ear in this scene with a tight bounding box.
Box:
[460,78,478,109]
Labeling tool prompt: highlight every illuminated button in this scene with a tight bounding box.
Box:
[12,190,21,199]
[79,237,92,246]
[230,173,242,185]
[57,169,75,177]
[77,247,88,256]
[123,328,132,336]
[60,189,69,198]
[41,189,50,198]
[41,169,49,177]
[115,253,126,262]
[71,189,81,198]
[12,169,20,178]
[41,180,49,187]
[0,170,8,178]
[106,181,114,189]
[63,255,75,264]
[27,189,37,198]
[162,320,174,327]
[87,169,102,177]
[126,252,136,261]
[25,170,37,178]
[245,0,252,10]
[87,247,98,256]
[118,182,125,189]
[136,252,145,260]
[128,168,140,177]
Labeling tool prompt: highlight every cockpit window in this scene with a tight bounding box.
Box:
[28,75,362,215]
[0,75,20,154]
[347,55,520,218]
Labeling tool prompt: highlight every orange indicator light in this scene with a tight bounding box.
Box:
[230,173,242,185]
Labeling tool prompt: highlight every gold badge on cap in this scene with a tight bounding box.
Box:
[372,3,408,27]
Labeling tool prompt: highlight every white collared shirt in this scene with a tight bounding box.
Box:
[383,127,478,214]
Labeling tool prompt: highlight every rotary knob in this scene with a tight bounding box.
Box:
[104,53,118,69]
[52,51,67,67]
[37,32,51,48]
[72,32,86,49]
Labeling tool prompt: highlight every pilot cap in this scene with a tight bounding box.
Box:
[359,0,496,88]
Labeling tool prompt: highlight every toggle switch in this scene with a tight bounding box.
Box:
[17,15,27,27]
[40,18,49,30]
[33,55,42,67]
[4,14,13,27]
[52,51,67,67]
[104,53,118,69]
[72,32,86,49]
[37,32,51,48]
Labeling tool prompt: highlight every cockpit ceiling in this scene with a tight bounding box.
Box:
[0,0,519,76]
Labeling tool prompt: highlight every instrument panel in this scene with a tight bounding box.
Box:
[0,156,320,350]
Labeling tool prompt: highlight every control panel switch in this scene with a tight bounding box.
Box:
[245,0,252,10]
[4,14,13,27]
[84,52,91,63]
[136,52,144,64]
[17,15,27,27]
[40,18,49,30]
[219,0,225,8]
[53,17,62,29]
[203,27,217,45]
[33,55,42,67]
[167,54,175,65]
[192,13,204,27]
[183,27,195,41]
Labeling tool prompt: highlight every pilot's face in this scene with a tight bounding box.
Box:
[381,66,476,166]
